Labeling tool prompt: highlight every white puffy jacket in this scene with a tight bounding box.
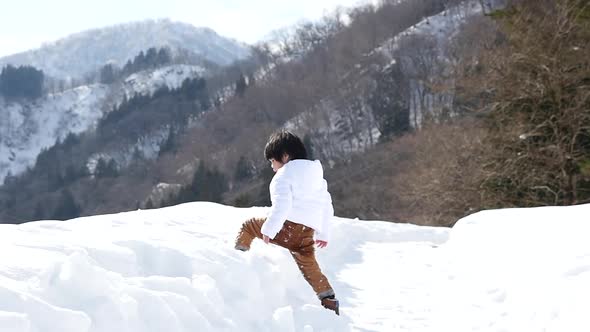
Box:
[260,159,334,242]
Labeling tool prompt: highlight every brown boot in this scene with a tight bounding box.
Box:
[320,295,340,315]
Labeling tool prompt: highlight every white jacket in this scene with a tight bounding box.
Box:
[261,159,334,242]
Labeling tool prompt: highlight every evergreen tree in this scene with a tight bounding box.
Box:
[174,185,195,205]
[33,203,45,221]
[203,167,228,203]
[303,135,315,160]
[62,133,81,149]
[95,158,119,178]
[189,161,228,203]
[2,171,15,186]
[52,190,81,220]
[234,156,253,182]
[95,158,108,177]
[123,60,134,76]
[235,73,247,97]
[153,85,171,98]
[136,51,146,68]
[157,47,172,65]
[0,65,44,99]
[63,164,81,184]
[107,159,119,177]
[145,198,154,209]
[159,127,178,156]
[247,73,255,87]
[145,48,158,68]
[369,61,411,139]
[99,63,117,84]
[196,78,211,111]
[256,166,275,206]
[233,193,253,207]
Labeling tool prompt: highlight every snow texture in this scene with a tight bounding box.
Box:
[0,202,588,331]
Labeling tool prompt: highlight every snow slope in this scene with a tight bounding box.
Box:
[0,202,588,331]
[0,64,206,183]
[120,64,206,101]
[0,85,110,180]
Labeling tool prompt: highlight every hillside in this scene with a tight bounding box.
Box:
[0,64,208,184]
[1,0,588,228]
[0,0,511,222]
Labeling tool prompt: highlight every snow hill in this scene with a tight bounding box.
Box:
[0,64,206,183]
[0,19,250,79]
[0,202,588,331]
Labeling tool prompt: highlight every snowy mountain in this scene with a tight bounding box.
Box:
[0,19,250,79]
[279,1,490,159]
[370,0,507,128]
[0,85,110,180]
[0,64,207,183]
[0,202,588,331]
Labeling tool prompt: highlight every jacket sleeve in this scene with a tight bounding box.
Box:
[261,168,293,239]
[314,180,334,242]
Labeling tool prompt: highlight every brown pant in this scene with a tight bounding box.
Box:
[235,217,334,299]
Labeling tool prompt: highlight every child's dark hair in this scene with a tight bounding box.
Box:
[264,131,308,161]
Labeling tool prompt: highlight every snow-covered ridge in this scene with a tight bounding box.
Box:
[121,64,206,101]
[0,19,250,79]
[0,202,588,331]
[0,64,208,183]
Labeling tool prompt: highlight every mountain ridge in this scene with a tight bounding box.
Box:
[0,18,251,79]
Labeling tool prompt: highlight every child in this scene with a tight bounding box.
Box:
[234,130,339,315]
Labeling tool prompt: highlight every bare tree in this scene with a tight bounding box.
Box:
[471,0,590,206]
[396,34,448,127]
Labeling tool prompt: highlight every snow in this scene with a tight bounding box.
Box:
[0,64,209,183]
[121,65,206,101]
[85,125,168,177]
[284,1,487,160]
[283,98,380,163]
[0,19,249,80]
[374,0,485,61]
[444,204,590,332]
[0,202,588,331]
[367,0,504,130]
[0,85,110,182]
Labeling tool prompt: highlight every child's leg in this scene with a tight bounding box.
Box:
[291,235,339,314]
[290,236,335,299]
[235,218,302,250]
[234,217,266,251]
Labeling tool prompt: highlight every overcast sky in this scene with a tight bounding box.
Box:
[0,0,366,57]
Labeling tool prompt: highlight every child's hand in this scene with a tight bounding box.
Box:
[263,235,270,244]
[315,240,328,248]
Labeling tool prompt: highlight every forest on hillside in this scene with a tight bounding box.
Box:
[1,0,588,226]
